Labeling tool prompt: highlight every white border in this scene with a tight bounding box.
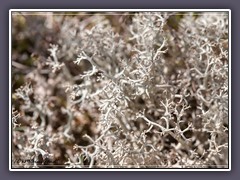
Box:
[9,9,231,171]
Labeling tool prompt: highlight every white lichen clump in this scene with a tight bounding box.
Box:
[12,12,229,169]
